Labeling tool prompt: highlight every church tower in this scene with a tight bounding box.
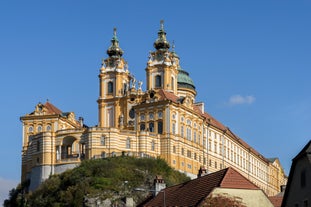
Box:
[98,28,132,128]
[146,20,179,94]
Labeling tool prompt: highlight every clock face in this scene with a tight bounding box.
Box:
[129,108,135,119]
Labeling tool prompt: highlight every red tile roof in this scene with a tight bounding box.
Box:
[44,101,62,115]
[220,167,259,190]
[158,89,180,103]
[141,167,259,207]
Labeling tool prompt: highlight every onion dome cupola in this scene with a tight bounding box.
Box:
[177,67,196,91]
[107,28,124,57]
[154,20,170,51]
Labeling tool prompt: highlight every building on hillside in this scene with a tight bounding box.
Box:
[281,140,311,207]
[138,167,275,207]
[20,21,286,195]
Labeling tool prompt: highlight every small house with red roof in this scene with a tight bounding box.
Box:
[139,167,274,207]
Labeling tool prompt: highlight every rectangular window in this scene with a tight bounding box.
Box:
[181,148,184,156]
[181,126,184,138]
[155,75,162,88]
[157,121,163,134]
[101,135,106,146]
[140,123,146,131]
[172,123,176,134]
[108,81,113,94]
[149,122,154,132]
[187,150,191,158]
[126,138,131,149]
[187,128,191,140]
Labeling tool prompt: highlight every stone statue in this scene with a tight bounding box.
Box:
[132,78,136,89]
[119,114,124,126]
[138,81,143,90]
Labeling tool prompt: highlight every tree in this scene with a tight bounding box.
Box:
[200,194,247,207]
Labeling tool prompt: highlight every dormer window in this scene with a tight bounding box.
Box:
[155,75,161,88]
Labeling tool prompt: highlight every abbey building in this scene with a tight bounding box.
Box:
[20,21,286,196]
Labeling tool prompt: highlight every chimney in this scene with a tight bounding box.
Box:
[154,175,166,196]
[197,166,207,178]
[194,102,204,114]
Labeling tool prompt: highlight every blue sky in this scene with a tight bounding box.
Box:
[1,0,311,203]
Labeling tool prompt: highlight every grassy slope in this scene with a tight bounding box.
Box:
[26,157,190,206]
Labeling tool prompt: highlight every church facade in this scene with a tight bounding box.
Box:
[20,21,286,196]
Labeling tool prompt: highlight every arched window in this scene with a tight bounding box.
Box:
[107,81,113,94]
[126,138,131,149]
[155,75,161,88]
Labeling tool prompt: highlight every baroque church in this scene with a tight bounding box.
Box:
[20,21,286,196]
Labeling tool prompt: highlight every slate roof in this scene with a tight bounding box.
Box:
[141,167,259,207]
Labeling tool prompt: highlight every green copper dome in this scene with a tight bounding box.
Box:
[177,67,195,90]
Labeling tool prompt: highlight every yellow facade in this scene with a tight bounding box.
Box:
[20,21,286,195]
